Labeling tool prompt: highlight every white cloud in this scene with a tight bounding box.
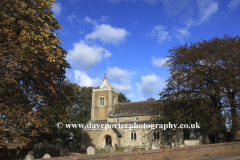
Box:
[67,14,77,23]
[228,0,240,11]
[136,74,165,97]
[197,0,218,22]
[84,16,97,25]
[128,93,136,99]
[86,24,131,45]
[73,70,102,87]
[52,2,61,16]
[148,25,171,44]
[151,57,169,67]
[112,83,132,92]
[174,27,191,42]
[67,40,112,71]
[106,66,132,92]
[83,16,109,25]
[106,66,131,83]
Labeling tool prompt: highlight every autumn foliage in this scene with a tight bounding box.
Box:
[0,0,71,145]
[158,35,240,141]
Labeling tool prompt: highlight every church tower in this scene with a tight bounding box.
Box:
[91,74,118,120]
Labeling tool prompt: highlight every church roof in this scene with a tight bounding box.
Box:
[99,74,111,89]
[108,100,162,118]
[109,120,153,125]
[112,128,122,137]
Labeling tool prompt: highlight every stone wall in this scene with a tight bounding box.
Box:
[92,88,118,120]
[34,142,240,160]
[81,130,100,149]
[108,115,152,122]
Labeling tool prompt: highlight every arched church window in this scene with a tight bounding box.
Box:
[154,131,160,139]
[131,131,136,140]
[100,96,104,106]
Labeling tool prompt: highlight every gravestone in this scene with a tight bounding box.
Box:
[98,146,101,151]
[65,147,69,155]
[132,146,138,151]
[145,147,148,150]
[42,153,51,159]
[33,144,39,152]
[94,147,97,154]
[60,148,63,155]
[105,145,110,151]
[115,144,119,150]
[124,148,128,152]
[87,146,94,155]
[128,148,132,152]
[152,144,160,149]
[60,147,70,155]
[109,147,115,153]
[28,151,34,157]
[80,144,86,151]
[25,154,33,160]
[171,142,175,147]
[39,142,44,150]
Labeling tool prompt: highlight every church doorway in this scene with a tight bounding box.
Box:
[105,135,112,146]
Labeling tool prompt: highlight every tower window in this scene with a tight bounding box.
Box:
[154,132,160,139]
[117,118,119,121]
[100,96,104,106]
[131,131,137,140]
[136,117,139,120]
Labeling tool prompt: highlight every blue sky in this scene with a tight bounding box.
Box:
[51,0,240,102]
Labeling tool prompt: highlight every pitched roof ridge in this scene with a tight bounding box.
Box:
[117,100,159,104]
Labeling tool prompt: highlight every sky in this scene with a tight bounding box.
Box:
[51,0,240,102]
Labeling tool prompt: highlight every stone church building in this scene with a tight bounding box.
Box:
[81,75,206,149]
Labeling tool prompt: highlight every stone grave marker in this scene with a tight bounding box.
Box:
[39,142,44,150]
[94,147,97,154]
[109,147,115,153]
[42,153,51,159]
[152,144,160,149]
[87,146,94,155]
[25,154,33,160]
[33,144,39,152]
[115,144,119,150]
[132,146,138,151]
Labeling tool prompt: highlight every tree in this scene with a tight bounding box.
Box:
[158,35,240,141]
[147,97,155,101]
[0,0,70,145]
[118,93,131,103]
[67,86,93,139]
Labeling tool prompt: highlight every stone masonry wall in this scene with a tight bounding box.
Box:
[34,142,240,160]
